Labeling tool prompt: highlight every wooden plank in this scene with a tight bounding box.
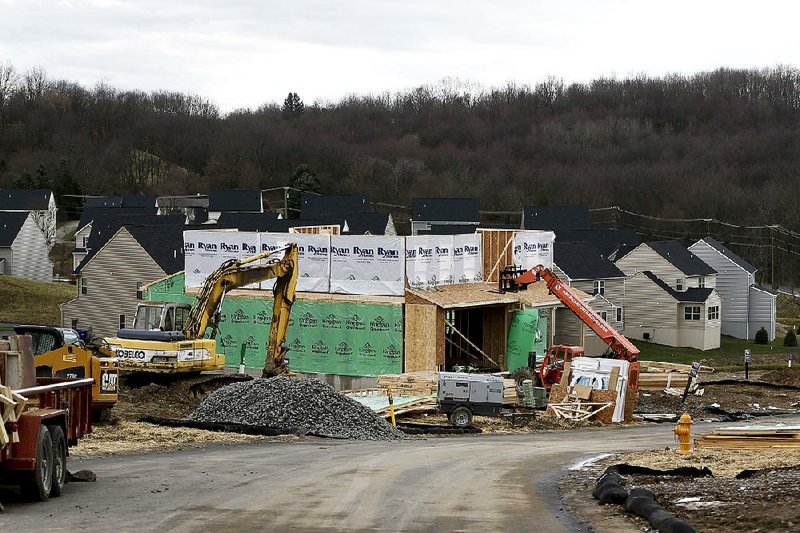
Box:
[608,366,620,392]
[444,318,501,368]
[404,303,440,372]
[560,361,571,388]
[573,385,593,400]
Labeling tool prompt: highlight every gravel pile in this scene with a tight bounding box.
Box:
[187,376,405,440]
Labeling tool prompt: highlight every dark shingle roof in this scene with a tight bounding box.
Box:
[122,194,157,208]
[647,241,716,276]
[344,213,390,235]
[209,190,262,212]
[557,228,640,257]
[76,214,184,272]
[0,212,28,246]
[300,195,370,219]
[411,198,479,222]
[640,271,714,302]
[215,212,284,232]
[0,189,53,211]
[125,225,185,274]
[554,242,626,280]
[78,206,158,232]
[84,196,123,208]
[522,206,591,231]
[696,237,757,274]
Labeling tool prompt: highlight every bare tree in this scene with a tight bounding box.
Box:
[23,66,47,102]
[0,61,18,121]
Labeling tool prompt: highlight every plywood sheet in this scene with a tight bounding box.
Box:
[404,303,443,372]
[478,229,516,282]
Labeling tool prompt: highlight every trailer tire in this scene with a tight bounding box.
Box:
[20,425,53,502]
[48,425,67,497]
[449,406,473,427]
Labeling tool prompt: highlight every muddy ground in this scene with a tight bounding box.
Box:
[562,447,800,533]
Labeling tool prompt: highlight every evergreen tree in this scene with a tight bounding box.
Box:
[754,326,769,345]
[287,163,321,217]
[784,328,797,347]
[282,92,305,118]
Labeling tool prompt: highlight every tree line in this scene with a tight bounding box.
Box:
[1,61,800,228]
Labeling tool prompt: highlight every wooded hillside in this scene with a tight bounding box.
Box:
[1,63,799,228]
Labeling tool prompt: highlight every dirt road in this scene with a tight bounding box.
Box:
[5,419,798,532]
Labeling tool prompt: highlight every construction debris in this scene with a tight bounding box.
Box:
[697,424,800,449]
[638,372,689,390]
[547,401,613,421]
[640,361,714,373]
[188,377,406,440]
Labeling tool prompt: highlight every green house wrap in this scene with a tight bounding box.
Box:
[145,272,403,377]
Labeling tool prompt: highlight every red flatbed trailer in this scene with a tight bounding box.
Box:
[1,377,94,501]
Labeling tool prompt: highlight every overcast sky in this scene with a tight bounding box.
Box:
[1,0,798,112]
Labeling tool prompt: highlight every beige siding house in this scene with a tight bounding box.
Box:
[623,271,722,350]
[617,241,717,291]
[551,242,627,355]
[0,189,57,246]
[0,212,53,282]
[61,225,185,337]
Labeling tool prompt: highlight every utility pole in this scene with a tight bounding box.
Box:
[283,187,289,220]
[771,227,775,287]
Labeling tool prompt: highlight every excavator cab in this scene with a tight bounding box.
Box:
[130,302,192,333]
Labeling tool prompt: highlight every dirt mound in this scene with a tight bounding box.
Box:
[188,376,406,440]
[760,368,800,387]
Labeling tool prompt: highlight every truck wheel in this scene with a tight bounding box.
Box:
[48,425,68,497]
[20,425,53,502]
[510,367,540,396]
[449,406,473,427]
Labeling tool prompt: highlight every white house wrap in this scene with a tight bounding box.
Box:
[329,235,405,296]
[183,230,250,288]
[259,233,330,292]
[405,235,454,289]
[452,233,482,283]
[513,230,555,271]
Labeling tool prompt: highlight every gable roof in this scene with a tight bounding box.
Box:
[76,214,184,272]
[640,271,714,302]
[300,195,370,219]
[647,241,716,276]
[0,212,29,246]
[522,206,591,231]
[554,242,626,280]
[343,213,391,235]
[557,228,640,257]
[78,206,158,232]
[208,190,262,212]
[156,195,209,209]
[124,225,185,274]
[693,237,757,274]
[84,196,123,208]
[411,198,479,222]
[0,189,53,211]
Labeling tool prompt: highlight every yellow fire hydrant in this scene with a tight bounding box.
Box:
[673,412,693,455]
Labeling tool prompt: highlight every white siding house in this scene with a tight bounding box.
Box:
[689,237,777,341]
[0,189,57,246]
[0,212,54,282]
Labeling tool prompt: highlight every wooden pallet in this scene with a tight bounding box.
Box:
[696,425,800,449]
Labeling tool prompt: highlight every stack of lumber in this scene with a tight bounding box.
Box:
[638,372,689,390]
[0,384,27,446]
[640,361,714,373]
[697,425,800,449]
[377,372,438,396]
[503,379,517,405]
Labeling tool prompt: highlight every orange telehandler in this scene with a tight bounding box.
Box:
[499,264,640,392]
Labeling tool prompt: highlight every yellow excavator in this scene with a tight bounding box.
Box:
[104,243,299,376]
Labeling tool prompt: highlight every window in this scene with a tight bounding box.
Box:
[708,306,719,320]
[134,305,163,330]
[616,307,623,322]
[136,281,143,300]
[175,306,189,331]
[119,314,126,330]
[80,277,88,295]
[698,276,705,288]
[81,236,87,248]
[600,311,608,321]
[676,278,684,291]
[593,280,605,295]
[71,318,78,329]
[164,307,175,331]
[684,306,701,320]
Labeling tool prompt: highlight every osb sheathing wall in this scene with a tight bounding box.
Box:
[404,302,445,372]
[482,305,510,369]
[478,229,516,283]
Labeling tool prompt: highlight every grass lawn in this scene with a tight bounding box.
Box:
[633,334,798,370]
[0,276,76,326]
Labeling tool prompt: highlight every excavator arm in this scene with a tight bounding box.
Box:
[183,243,299,376]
